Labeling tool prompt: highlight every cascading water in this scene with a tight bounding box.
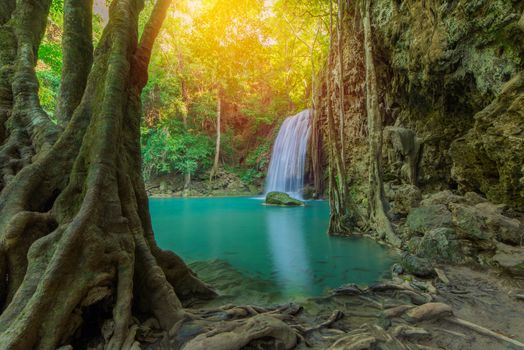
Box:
[265,109,311,199]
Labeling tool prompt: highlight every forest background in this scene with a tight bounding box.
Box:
[37,0,332,193]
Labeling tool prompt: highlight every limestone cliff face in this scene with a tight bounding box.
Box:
[314,0,524,214]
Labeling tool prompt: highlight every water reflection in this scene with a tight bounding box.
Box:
[265,207,314,295]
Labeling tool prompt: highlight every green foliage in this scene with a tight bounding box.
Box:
[36,69,60,119]
[32,0,331,187]
[38,41,62,74]
[239,142,271,184]
[141,119,213,180]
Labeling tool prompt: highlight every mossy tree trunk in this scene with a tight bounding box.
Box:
[361,0,400,246]
[336,0,346,163]
[325,0,359,234]
[0,0,214,348]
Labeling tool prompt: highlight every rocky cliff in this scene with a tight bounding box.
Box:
[314,0,523,274]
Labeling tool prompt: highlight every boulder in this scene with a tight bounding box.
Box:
[383,127,422,185]
[401,253,435,277]
[265,192,304,206]
[406,204,452,235]
[450,72,524,211]
[419,190,464,207]
[449,202,522,246]
[492,243,524,277]
[450,203,492,241]
[463,192,488,206]
[391,184,422,215]
[415,228,463,263]
[474,202,523,245]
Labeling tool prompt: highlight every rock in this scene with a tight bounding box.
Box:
[474,202,523,245]
[391,263,404,275]
[405,236,422,253]
[391,184,422,215]
[383,127,422,185]
[406,204,453,235]
[464,192,488,206]
[434,268,450,284]
[302,185,316,200]
[405,302,453,323]
[415,227,463,263]
[450,72,524,212]
[450,203,492,241]
[492,243,524,277]
[401,253,435,277]
[265,192,304,206]
[420,190,464,207]
[448,201,522,245]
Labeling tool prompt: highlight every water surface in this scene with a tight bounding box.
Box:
[150,197,396,299]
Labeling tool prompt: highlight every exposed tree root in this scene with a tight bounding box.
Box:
[180,314,298,350]
[447,317,524,349]
[0,0,215,348]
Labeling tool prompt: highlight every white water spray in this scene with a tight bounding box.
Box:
[265,110,311,199]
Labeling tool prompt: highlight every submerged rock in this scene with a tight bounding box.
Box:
[265,191,304,206]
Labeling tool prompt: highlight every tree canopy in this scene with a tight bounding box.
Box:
[36,0,331,184]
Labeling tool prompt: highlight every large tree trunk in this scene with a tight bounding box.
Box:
[325,0,358,234]
[361,0,400,247]
[0,0,214,348]
[336,0,346,164]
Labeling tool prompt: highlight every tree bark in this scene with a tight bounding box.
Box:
[56,0,94,124]
[325,0,359,234]
[0,0,214,348]
[210,93,221,180]
[336,0,346,164]
[361,0,400,246]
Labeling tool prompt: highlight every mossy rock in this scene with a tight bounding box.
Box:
[415,228,464,264]
[401,253,435,278]
[265,192,304,206]
[406,204,453,236]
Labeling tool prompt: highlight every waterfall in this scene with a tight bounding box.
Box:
[265,109,311,199]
